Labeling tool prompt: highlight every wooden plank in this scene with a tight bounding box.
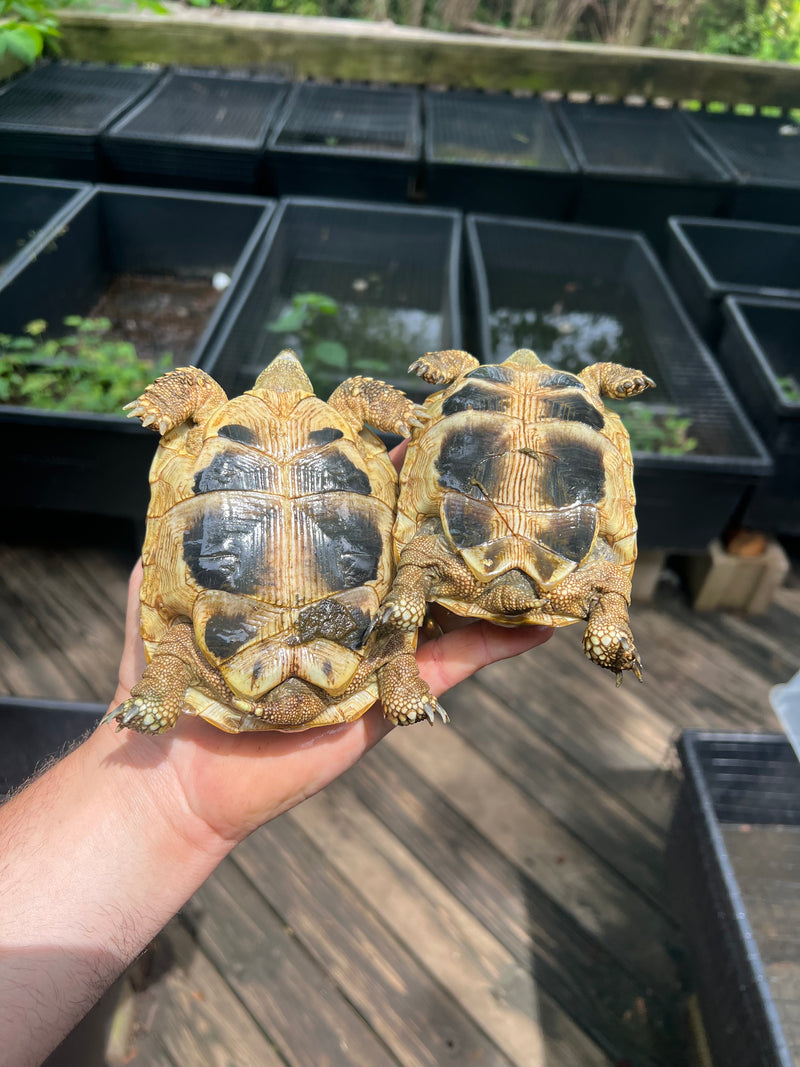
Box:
[447,677,670,911]
[128,917,283,1067]
[58,9,800,106]
[190,859,399,1067]
[477,628,680,830]
[292,781,613,1067]
[0,547,126,701]
[346,747,684,1066]
[234,816,513,1067]
[384,720,680,992]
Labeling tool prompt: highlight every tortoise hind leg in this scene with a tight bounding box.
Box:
[578,362,655,399]
[124,367,228,436]
[409,349,479,385]
[105,620,237,733]
[544,560,643,684]
[328,377,424,438]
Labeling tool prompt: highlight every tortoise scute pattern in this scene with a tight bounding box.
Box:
[362,348,654,728]
[109,350,418,734]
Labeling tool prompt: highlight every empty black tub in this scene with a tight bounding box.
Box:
[668,730,800,1067]
[201,196,462,413]
[667,216,800,345]
[423,89,578,218]
[0,176,90,282]
[0,186,275,522]
[0,62,163,181]
[718,296,800,535]
[103,68,289,193]
[553,101,732,257]
[266,82,422,201]
[684,110,800,227]
[466,214,771,551]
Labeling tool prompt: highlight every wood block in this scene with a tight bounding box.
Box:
[631,549,667,603]
[686,538,790,614]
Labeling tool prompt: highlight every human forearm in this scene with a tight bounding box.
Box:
[0,724,230,1067]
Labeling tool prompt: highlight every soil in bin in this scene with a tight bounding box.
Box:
[88,273,225,365]
[720,823,800,1047]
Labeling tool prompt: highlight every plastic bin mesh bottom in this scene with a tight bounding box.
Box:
[276,85,417,151]
[0,65,156,131]
[560,103,723,180]
[689,113,800,184]
[427,94,568,169]
[695,737,800,826]
[117,74,285,144]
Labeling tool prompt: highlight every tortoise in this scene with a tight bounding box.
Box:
[105,349,421,734]
[363,347,655,726]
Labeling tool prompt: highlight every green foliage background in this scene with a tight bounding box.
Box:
[2,0,799,60]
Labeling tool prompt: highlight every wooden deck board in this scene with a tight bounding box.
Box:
[0,541,796,1066]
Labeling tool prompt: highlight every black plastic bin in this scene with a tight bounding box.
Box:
[201,196,462,415]
[683,110,800,227]
[0,185,275,522]
[103,68,289,193]
[423,89,578,218]
[0,176,91,282]
[266,82,422,202]
[718,296,800,535]
[553,101,732,257]
[668,730,800,1067]
[0,62,163,181]
[667,216,800,346]
[466,214,772,551]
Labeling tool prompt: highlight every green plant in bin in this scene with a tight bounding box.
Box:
[0,316,172,414]
[777,375,800,403]
[613,401,699,456]
[266,291,386,385]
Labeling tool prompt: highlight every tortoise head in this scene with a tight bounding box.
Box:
[251,349,314,410]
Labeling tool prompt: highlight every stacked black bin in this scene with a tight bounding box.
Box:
[0,62,163,180]
[103,69,289,192]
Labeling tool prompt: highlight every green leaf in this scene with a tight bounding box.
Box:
[267,307,307,333]
[310,340,348,368]
[295,292,338,315]
[4,25,41,63]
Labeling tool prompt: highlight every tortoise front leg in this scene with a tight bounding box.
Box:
[124,366,228,436]
[328,377,425,438]
[409,349,480,385]
[578,362,655,400]
[104,620,242,733]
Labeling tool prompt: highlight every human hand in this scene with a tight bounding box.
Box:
[105,560,553,849]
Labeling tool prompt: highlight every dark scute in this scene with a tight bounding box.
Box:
[217,423,257,445]
[546,505,598,564]
[193,449,273,495]
[537,371,586,390]
[308,427,344,445]
[465,364,514,383]
[312,507,383,591]
[540,392,604,431]
[183,510,266,596]
[540,440,606,509]
[204,613,258,660]
[442,382,509,417]
[295,450,371,496]
[442,496,494,549]
[296,598,361,645]
[435,424,507,498]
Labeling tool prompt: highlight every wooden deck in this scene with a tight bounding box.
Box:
[2,534,799,1067]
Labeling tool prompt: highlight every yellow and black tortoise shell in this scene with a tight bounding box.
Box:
[395,362,637,625]
[140,389,397,708]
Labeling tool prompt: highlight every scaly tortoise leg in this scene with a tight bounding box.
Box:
[578,362,655,400]
[104,620,248,733]
[124,366,228,435]
[544,561,643,685]
[327,377,425,438]
[409,349,480,386]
